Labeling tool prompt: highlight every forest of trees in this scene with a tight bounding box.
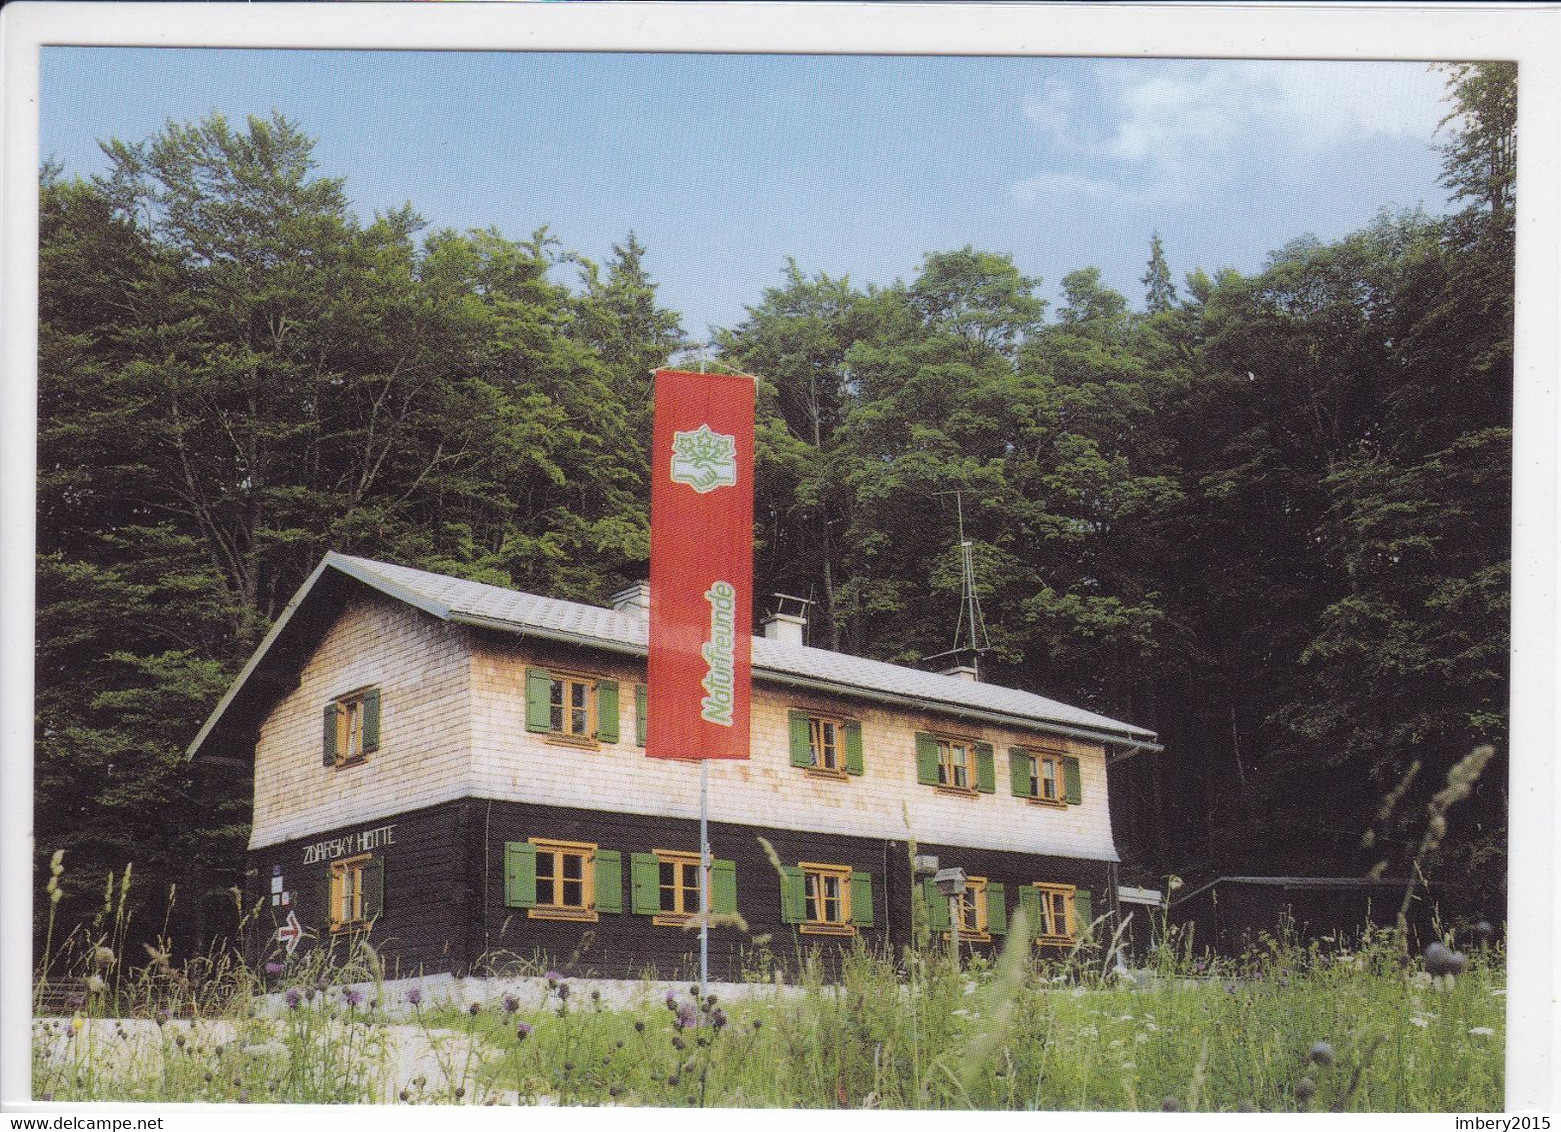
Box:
[35,64,1514,953]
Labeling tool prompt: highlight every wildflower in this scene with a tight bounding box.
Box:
[634,1020,646,1032]
[468,1002,482,1017]
[406,986,423,1007]
[1409,1016,1430,1028]
[399,1090,409,1102]
[93,946,116,970]
[237,1090,249,1104]
[515,1022,533,1041]
[751,1018,762,1031]
[665,991,679,1011]
[546,970,563,987]
[503,993,519,1014]
[672,1035,687,1051]
[712,1008,728,1030]
[557,983,570,1002]
[264,962,285,976]
[1296,1077,1316,1104]
[155,1008,170,1025]
[1469,1027,1495,1037]
[453,1087,464,1099]
[70,1014,84,1035]
[1475,921,1495,944]
[285,988,302,1009]
[591,989,601,1003]
[675,1004,699,1030]
[563,1061,575,1073]
[1161,1097,1180,1111]
[1424,943,1467,977]
[1308,1041,1335,1067]
[86,975,107,994]
[667,1074,680,1088]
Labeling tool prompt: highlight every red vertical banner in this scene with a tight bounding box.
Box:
[647,369,755,759]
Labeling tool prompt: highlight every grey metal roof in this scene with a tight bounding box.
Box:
[330,553,1158,747]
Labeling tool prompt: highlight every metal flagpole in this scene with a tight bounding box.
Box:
[699,758,710,997]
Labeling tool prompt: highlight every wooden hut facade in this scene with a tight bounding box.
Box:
[188,553,1159,978]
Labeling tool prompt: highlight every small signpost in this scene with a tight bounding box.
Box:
[277,909,303,955]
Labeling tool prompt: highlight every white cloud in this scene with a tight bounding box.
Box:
[1014,59,1447,206]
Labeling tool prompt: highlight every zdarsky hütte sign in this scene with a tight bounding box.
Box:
[647,369,755,760]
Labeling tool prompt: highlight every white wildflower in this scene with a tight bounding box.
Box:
[86,975,107,994]
[1409,1016,1429,1028]
[1120,1062,1136,1071]
[1134,1033,1149,1045]
[1144,1021,1159,1032]
[1109,1038,1124,1050]
[1468,1027,1495,1037]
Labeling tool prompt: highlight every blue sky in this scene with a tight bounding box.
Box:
[40,48,1453,340]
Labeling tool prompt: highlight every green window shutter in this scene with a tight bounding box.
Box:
[504,842,537,908]
[850,871,874,927]
[322,703,338,767]
[525,668,553,733]
[986,883,1007,936]
[1074,888,1094,939]
[844,720,864,775]
[711,859,737,915]
[635,684,648,747]
[780,866,806,924]
[630,853,660,915]
[1017,886,1041,940]
[1009,748,1031,797]
[788,711,813,767]
[363,858,385,922]
[922,878,950,931]
[594,850,623,913]
[1063,757,1083,805]
[915,733,941,785]
[362,688,381,754]
[975,742,996,793]
[596,680,620,743]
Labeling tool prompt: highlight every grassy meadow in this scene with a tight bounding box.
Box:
[33,866,1504,1112]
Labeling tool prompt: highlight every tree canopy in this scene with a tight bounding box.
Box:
[36,66,1514,954]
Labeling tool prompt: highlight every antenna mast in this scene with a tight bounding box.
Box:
[928,490,991,679]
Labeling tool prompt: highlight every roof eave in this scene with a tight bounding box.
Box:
[185,552,455,761]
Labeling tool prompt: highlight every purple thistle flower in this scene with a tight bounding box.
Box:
[674,1004,699,1030]
[556,983,570,1002]
[515,1022,533,1041]
[264,962,285,976]
[406,986,422,1007]
[665,991,679,1011]
[344,988,363,1009]
[712,1008,728,1030]
[545,970,562,988]
[155,1008,170,1025]
[502,993,519,1014]
[468,1002,482,1016]
[284,988,301,1009]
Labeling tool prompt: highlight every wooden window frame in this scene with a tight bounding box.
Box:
[806,715,848,780]
[1032,882,1076,944]
[547,672,599,748]
[1024,749,1068,807]
[798,861,855,936]
[528,838,599,922]
[936,735,977,795]
[328,688,375,767]
[948,875,993,943]
[650,848,704,926]
[329,853,371,933]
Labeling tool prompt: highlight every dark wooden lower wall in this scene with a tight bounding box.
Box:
[246,798,1116,980]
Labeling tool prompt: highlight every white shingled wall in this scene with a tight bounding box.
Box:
[249,594,474,850]
[469,636,1120,862]
[250,596,1121,862]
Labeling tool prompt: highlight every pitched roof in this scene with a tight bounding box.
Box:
[188,552,1159,759]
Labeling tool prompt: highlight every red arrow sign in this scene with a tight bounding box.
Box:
[277,910,303,954]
